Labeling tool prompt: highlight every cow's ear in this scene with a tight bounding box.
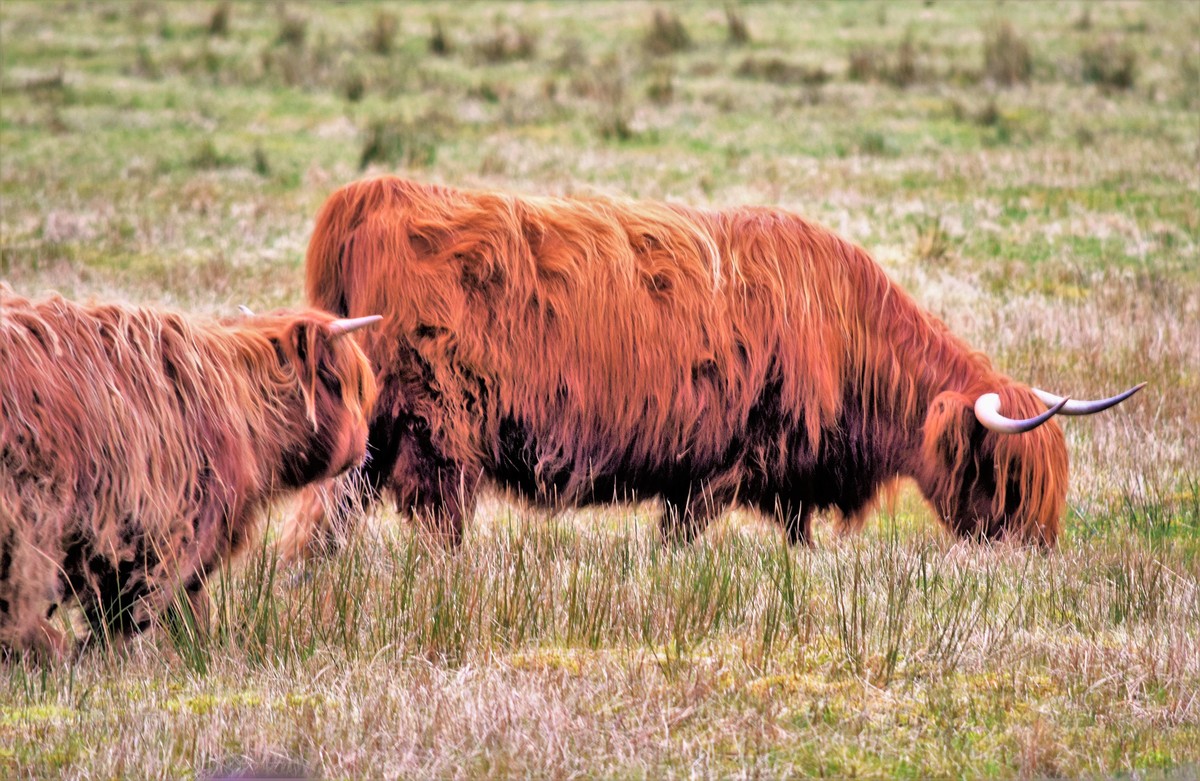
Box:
[272,319,326,428]
[287,320,321,364]
[273,319,336,369]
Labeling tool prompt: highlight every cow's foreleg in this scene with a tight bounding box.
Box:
[783,504,814,546]
[277,470,380,563]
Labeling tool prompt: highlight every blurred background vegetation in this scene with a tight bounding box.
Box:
[3,1,1195,305]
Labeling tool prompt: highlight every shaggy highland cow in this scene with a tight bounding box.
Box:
[281,177,1142,557]
[0,286,380,657]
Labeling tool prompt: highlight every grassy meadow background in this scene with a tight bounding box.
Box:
[2,1,1198,777]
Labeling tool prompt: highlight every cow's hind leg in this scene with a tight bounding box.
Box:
[784,504,815,546]
[658,484,727,545]
[758,496,814,546]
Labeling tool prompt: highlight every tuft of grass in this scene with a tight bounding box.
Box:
[911,215,955,266]
[584,56,635,141]
[156,8,175,40]
[473,22,538,64]
[888,32,919,87]
[19,69,66,94]
[341,68,366,102]
[983,20,1032,86]
[188,139,236,170]
[206,2,230,37]
[725,5,750,46]
[1074,6,1093,32]
[736,57,829,86]
[469,79,510,104]
[428,17,453,56]
[643,9,691,56]
[552,36,587,72]
[848,46,884,82]
[974,97,1002,127]
[132,43,162,80]
[359,114,451,170]
[1179,51,1200,107]
[855,130,895,157]
[366,10,399,56]
[275,11,307,49]
[595,103,635,142]
[957,97,1031,147]
[1082,37,1137,90]
[646,63,675,105]
[848,33,921,87]
[252,146,270,177]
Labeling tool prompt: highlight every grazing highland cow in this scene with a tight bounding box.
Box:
[0,286,380,657]
[282,177,1142,557]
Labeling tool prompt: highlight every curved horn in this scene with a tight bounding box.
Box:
[238,305,255,316]
[974,393,1069,434]
[329,314,383,338]
[1031,382,1146,416]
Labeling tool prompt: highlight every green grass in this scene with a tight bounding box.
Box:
[2,515,1197,778]
[2,1,1198,778]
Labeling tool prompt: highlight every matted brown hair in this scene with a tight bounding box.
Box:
[1,286,376,656]
[286,177,1072,554]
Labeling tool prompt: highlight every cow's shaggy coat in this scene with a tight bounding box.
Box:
[283,177,1069,556]
[0,288,376,656]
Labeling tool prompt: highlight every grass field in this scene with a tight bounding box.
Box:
[2,1,1198,778]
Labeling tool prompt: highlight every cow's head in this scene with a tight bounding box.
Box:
[252,309,381,487]
[916,382,1143,545]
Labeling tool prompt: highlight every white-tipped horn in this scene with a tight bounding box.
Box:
[974,393,1069,434]
[1032,382,1145,416]
[238,305,255,316]
[329,314,383,338]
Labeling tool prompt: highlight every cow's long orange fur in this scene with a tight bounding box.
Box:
[0,287,376,656]
[287,177,1067,554]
